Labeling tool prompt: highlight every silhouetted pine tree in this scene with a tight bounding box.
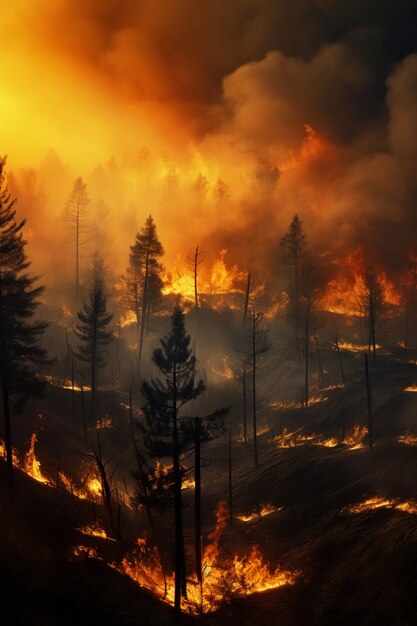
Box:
[0,156,48,491]
[126,215,164,367]
[140,304,227,615]
[63,177,91,303]
[74,256,113,402]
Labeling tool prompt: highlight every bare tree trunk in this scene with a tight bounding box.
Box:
[242,363,247,443]
[194,245,199,315]
[252,312,258,465]
[228,424,233,523]
[194,417,202,586]
[243,273,251,323]
[335,330,346,387]
[305,308,309,408]
[314,335,324,384]
[173,362,185,615]
[0,272,13,494]
[75,204,80,302]
[364,354,373,448]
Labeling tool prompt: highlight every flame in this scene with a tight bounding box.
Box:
[208,356,235,384]
[119,310,137,328]
[163,249,245,301]
[59,471,103,503]
[43,374,91,392]
[343,497,417,515]
[269,395,328,410]
[237,422,271,443]
[398,432,417,445]
[22,432,51,485]
[96,415,113,430]
[77,522,115,541]
[0,439,21,466]
[279,124,328,172]
[118,501,297,614]
[314,437,338,448]
[404,384,417,392]
[273,428,316,448]
[148,461,195,491]
[72,545,99,559]
[321,247,400,316]
[236,503,282,523]
[342,424,368,449]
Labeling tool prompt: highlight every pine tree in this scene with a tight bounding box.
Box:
[140,305,227,615]
[74,256,113,402]
[64,177,91,302]
[280,214,307,355]
[126,215,164,367]
[0,156,48,490]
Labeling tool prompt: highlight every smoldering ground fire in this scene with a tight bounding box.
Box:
[1,2,417,625]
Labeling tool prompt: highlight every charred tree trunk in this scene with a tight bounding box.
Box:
[364,354,373,448]
[173,362,186,615]
[314,336,324,384]
[75,204,80,302]
[252,312,258,465]
[335,331,346,387]
[0,272,14,493]
[194,246,199,316]
[242,363,247,443]
[194,417,202,586]
[243,273,251,323]
[305,308,310,408]
[228,424,233,523]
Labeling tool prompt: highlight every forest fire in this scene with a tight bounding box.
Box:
[163,249,246,302]
[59,471,103,503]
[77,522,115,541]
[321,248,401,316]
[342,425,368,449]
[236,503,282,522]
[403,384,417,392]
[343,497,417,515]
[398,432,417,445]
[273,428,316,448]
[118,502,297,614]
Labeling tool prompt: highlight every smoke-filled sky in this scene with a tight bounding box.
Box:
[1,0,417,286]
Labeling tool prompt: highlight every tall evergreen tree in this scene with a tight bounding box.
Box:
[74,255,113,402]
[126,215,164,367]
[0,156,48,490]
[280,214,307,355]
[140,305,226,615]
[64,177,91,303]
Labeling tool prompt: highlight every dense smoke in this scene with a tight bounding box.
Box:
[1,0,417,289]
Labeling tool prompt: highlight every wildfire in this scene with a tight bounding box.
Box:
[118,501,297,614]
[208,356,235,384]
[237,422,271,443]
[269,395,328,410]
[314,437,338,448]
[342,424,368,449]
[149,461,195,491]
[321,247,401,316]
[22,432,51,485]
[236,503,282,523]
[77,522,115,541]
[398,432,417,445]
[343,497,417,515]
[273,428,316,448]
[163,249,246,302]
[96,415,113,430]
[43,374,90,392]
[404,384,417,392]
[59,471,103,503]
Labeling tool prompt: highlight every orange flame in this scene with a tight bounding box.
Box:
[236,503,282,523]
[118,501,297,614]
[343,497,417,515]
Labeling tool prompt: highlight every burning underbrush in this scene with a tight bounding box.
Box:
[271,424,368,450]
[112,502,298,615]
[342,496,417,516]
[398,432,417,445]
[235,503,282,523]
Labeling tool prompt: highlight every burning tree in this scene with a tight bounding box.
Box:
[140,304,227,615]
[280,214,307,356]
[125,215,164,368]
[63,177,92,303]
[74,255,113,406]
[0,156,48,492]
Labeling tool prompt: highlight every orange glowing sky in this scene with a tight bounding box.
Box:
[1,1,416,284]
